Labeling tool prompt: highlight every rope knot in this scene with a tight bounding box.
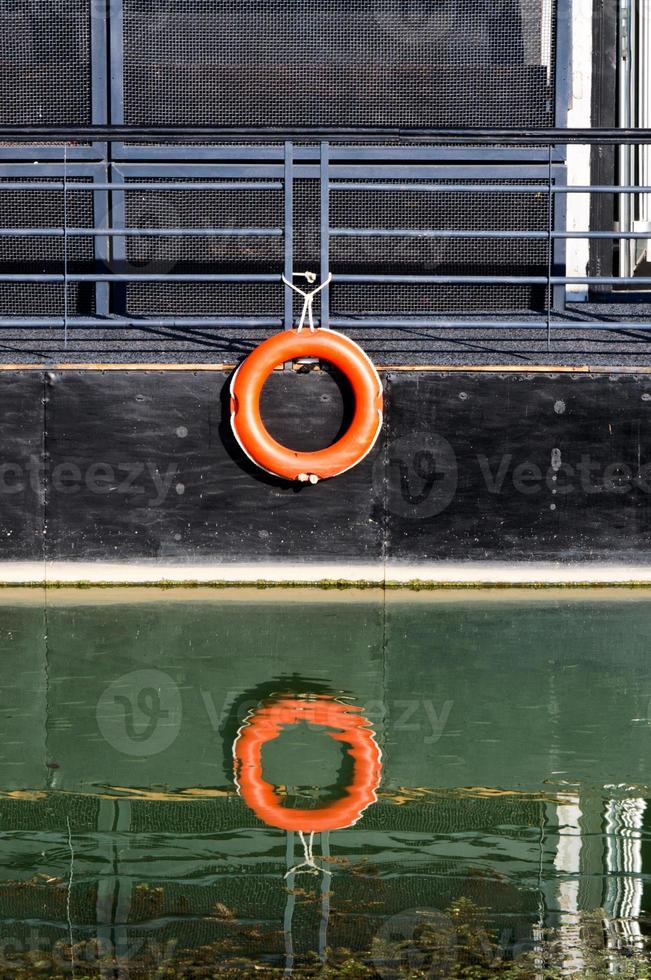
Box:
[284,831,326,878]
[282,272,333,332]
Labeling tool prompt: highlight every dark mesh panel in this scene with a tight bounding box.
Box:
[126,282,283,317]
[0,1,91,125]
[0,179,96,316]
[0,792,101,833]
[123,178,284,317]
[124,795,544,836]
[121,174,550,318]
[0,880,99,926]
[123,0,556,128]
[293,178,322,320]
[330,180,551,313]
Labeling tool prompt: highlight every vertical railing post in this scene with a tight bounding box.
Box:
[93,165,111,318]
[553,164,568,312]
[109,164,128,315]
[108,0,127,316]
[546,142,553,352]
[90,0,109,316]
[109,0,126,131]
[320,142,330,329]
[284,141,294,332]
[63,145,69,349]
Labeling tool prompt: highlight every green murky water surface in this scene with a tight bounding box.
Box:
[0,588,650,978]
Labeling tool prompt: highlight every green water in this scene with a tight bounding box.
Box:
[0,588,650,977]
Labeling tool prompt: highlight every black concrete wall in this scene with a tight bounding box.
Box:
[3,368,651,566]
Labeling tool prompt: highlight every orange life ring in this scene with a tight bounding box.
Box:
[233,695,382,833]
[230,330,383,482]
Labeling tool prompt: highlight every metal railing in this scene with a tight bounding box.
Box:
[0,127,650,350]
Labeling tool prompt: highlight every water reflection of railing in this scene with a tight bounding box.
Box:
[605,798,648,950]
[0,783,647,973]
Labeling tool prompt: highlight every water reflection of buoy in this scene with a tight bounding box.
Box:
[233,695,381,834]
[233,695,381,971]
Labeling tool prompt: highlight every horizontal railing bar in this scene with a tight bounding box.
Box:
[334,274,651,285]
[2,227,645,241]
[0,228,283,237]
[0,228,645,242]
[113,146,560,163]
[0,316,649,332]
[331,182,553,192]
[2,126,651,145]
[0,183,93,191]
[0,182,633,195]
[330,228,651,240]
[0,180,644,195]
[1,272,648,286]
[330,318,651,330]
[104,182,284,191]
[0,317,281,327]
[0,182,283,191]
[0,274,281,282]
[332,228,550,239]
[330,183,651,193]
[0,180,647,194]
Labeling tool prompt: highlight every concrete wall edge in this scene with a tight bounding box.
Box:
[2,561,651,587]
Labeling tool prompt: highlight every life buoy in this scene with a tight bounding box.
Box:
[230,330,383,482]
[233,695,382,833]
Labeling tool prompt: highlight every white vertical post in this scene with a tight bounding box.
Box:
[619,0,636,276]
[635,0,651,258]
[604,798,647,950]
[553,795,585,975]
[566,0,593,300]
[540,0,553,77]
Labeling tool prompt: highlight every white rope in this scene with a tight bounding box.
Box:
[281,271,333,332]
[284,830,324,877]
[318,831,332,964]
[283,832,296,976]
[284,830,333,972]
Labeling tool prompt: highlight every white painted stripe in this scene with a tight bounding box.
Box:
[384,563,651,585]
[1,561,651,586]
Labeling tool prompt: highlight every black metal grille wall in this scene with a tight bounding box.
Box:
[121,177,286,318]
[0,0,92,126]
[331,179,551,315]
[0,0,566,332]
[0,177,96,317]
[122,0,556,128]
